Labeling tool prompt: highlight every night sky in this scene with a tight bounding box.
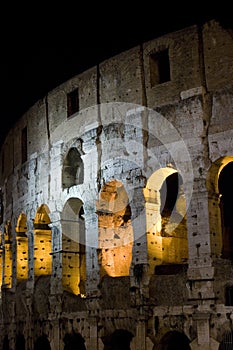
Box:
[1,4,232,146]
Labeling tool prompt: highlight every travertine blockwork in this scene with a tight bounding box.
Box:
[0,19,233,350]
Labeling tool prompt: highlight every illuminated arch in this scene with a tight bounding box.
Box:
[207,156,233,259]
[15,212,28,282]
[3,221,13,288]
[61,198,86,295]
[97,179,133,278]
[144,167,188,274]
[33,204,52,276]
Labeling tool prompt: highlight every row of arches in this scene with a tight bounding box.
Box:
[61,145,233,262]
[0,156,233,295]
[0,169,188,294]
[2,329,233,349]
[2,332,86,350]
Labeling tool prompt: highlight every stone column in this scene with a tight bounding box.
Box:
[131,320,146,350]
[84,209,100,297]
[130,186,149,305]
[24,229,34,350]
[186,178,215,303]
[49,212,63,295]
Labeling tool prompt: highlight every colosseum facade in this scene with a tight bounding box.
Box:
[0,19,233,349]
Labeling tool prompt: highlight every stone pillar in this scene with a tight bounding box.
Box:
[131,320,146,350]
[85,322,98,350]
[26,230,34,286]
[49,212,63,295]
[84,209,100,297]
[24,229,34,350]
[186,178,215,303]
[50,319,61,350]
[130,187,149,304]
[190,312,219,350]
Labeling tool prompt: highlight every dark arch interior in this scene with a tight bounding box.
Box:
[62,147,84,189]
[219,330,233,349]
[219,162,233,259]
[103,329,133,350]
[16,333,25,350]
[34,335,51,350]
[158,330,191,350]
[63,332,86,350]
[160,172,182,216]
[2,336,9,350]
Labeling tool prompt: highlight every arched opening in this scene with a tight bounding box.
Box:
[219,331,233,349]
[61,198,86,295]
[63,332,86,350]
[219,162,233,259]
[34,335,51,350]
[144,168,188,274]
[62,147,84,189]
[33,204,52,276]
[15,333,25,350]
[102,329,133,350]
[157,330,191,350]
[15,212,28,282]
[97,180,133,277]
[0,230,3,290]
[207,157,233,259]
[0,188,4,225]
[225,285,233,306]
[3,221,13,288]
[2,335,9,350]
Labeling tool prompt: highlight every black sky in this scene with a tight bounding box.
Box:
[1,4,232,146]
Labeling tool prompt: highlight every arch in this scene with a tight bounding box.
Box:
[63,332,86,350]
[102,329,134,350]
[157,330,191,350]
[144,167,188,274]
[34,335,51,350]
[15,333,25,350]
[3,221,13,288]
[61,198,86,295]
[0,188,4,225]
[33,204,52,276]
[16,212,28,282]
[15,212,27,234]
[218,162,233,259]
[34,204,51,229]
[2,335,9,350]
[62,147,84,189]
[97,179,133,278]
[0,230,3,290]
[225,284,233,306]
[219,330,233,349]
[207,156,233,259]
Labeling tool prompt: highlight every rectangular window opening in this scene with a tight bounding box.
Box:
[1,151,4,174]
[225,286,233,306]
[21,126,27,164]
[67,88,79,118]
[150,49,171,87]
